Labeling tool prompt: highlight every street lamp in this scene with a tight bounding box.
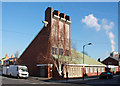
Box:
[83,43,92,80]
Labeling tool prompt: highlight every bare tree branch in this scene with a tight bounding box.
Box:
[14,51,19,58]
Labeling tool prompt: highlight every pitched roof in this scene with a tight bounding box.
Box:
[109,56,119,61]
[103,56,119,62]
[52,49,104,65]
[5,58,13,61]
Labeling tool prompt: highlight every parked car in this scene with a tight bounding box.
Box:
[99,72,113,79]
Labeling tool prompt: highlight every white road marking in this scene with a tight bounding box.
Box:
[32,83,39,84]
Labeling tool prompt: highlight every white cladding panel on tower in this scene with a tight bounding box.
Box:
[52,18,58,48]
[52,16,70,53]
[65,23,69,50]
[59,20,64,49]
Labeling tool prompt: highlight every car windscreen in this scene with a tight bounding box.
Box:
[19,67,28,72]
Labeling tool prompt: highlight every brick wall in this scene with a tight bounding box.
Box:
[19,7,54,76]
[64,65,105,78]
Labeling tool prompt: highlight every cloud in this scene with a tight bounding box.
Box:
[82,14,101,31]
[109,32,115,51]
[101,19,115,52]
[109,32,115,40]
[102,19,114,32]
[82,14,115,52]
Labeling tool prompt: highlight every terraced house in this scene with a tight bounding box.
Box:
[0,54,17,66]
[19,7,106,79]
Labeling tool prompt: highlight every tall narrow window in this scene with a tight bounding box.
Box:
[52,47,55,54]
[65,50,69,56]
[94,67,97,73]
[55,48,57,54]
[52,47,57,55]
[98,67,100,72]
[102,67,104,72]
[86,67,89,73]
[59,48,63,55]
[90,67,93,73]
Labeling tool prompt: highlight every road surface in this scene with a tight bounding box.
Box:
[1,75,120,86]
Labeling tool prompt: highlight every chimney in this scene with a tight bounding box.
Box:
[110,52,113,57]
[5,54,8,58]
[11,55,13,58]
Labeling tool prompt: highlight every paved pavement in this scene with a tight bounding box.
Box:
[43,75,120,83]
[65,75,120,86]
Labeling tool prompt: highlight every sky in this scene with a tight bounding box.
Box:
[1,2,118,61]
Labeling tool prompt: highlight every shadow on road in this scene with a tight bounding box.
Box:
[41,75,120,86]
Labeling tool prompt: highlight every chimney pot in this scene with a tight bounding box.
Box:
[65,15,70,21]
[59,13,65,18]
[53,10,59,16]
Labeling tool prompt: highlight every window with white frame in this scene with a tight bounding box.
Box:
[94,67,97,73]
[90,67,93,73]
[86,67,89,73]
[77,67,79,74]
[102,67,104,72]
[111,68,113,71]
[114,68,116,72]
[70,67,72,76]
[98,67,100,72]
[72,68,74,74]
[79,67,81,74]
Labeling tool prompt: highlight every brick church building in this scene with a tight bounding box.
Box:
[19,7,110,79]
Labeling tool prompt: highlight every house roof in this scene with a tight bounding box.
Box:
[5,58,14,61]
[52,49,104,65]
[109,56,119,61]
[102,56,119,62]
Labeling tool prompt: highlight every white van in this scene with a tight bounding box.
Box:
[7,65,29,78]
[2,66,9,76]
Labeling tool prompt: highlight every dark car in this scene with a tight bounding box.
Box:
[99,72,113,79]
